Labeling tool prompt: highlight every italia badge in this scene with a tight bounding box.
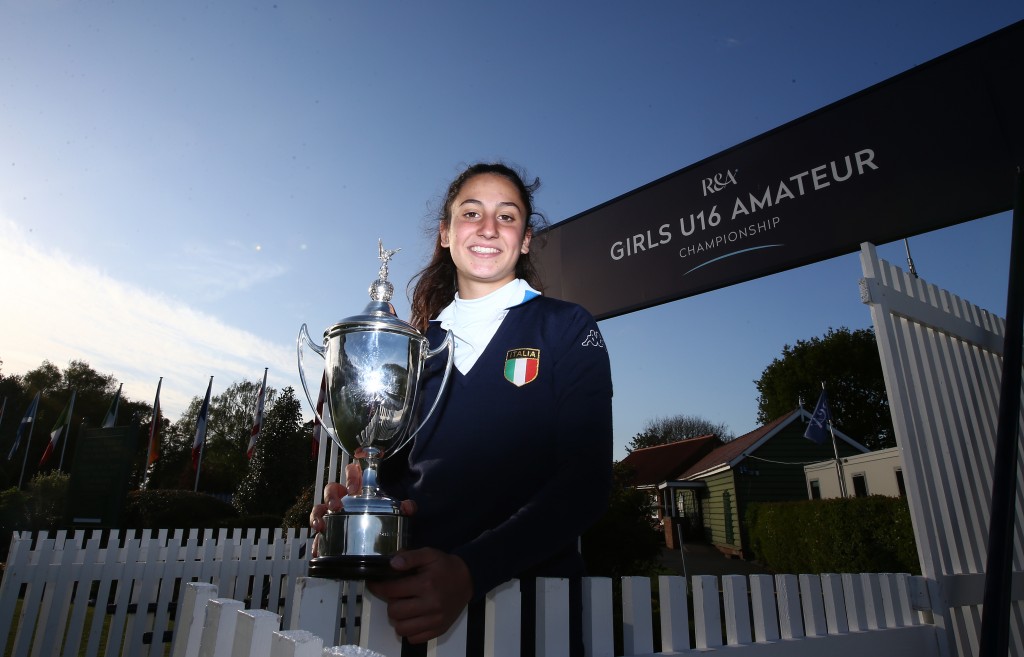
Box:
[504,348,540,387]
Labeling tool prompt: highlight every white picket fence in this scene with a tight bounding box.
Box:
[0,527,938,657]
[0,527,311,657]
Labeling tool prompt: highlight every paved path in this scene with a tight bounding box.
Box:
[657,543,770,578]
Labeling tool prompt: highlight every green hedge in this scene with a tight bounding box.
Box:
[746,496,920,574]
[123,489,240,529]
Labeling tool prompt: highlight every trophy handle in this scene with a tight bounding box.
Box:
[396,329,455,451]
[296,323,342,450]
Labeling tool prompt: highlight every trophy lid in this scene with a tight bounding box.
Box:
[325,240,422,340]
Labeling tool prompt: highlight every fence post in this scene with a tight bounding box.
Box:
[485,579,523,657]
[360,587,403,656]
[270,630,323,657]
[693,575,723,649]
[799,574,827,637]
[722,575,752,645]
[535,578,571,657]
[776,574,804,639]
[750,574,780,643]
[658,575,690,652]
[172,582,218,657]
[289,577,344,646]
[232,609,281,657]
[198,598,244,657]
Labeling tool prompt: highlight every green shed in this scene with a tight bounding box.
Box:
[677,408,868,558]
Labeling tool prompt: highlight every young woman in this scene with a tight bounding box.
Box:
[311,162,613,653]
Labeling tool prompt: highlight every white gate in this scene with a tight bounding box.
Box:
[859,241,1024,657]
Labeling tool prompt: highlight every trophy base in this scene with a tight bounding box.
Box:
[308,554,405,580]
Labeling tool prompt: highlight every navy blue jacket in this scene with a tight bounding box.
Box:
[381,295,613,600]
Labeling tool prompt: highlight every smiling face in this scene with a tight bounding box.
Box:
[440,173,532,299]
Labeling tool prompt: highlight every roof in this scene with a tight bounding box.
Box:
[680,408,869,480]
[619,434,722,487]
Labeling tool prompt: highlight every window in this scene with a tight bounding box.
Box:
[809,479,822,499]
[895,469,906,497]
[723,491,734,544]
[852,473,868,497]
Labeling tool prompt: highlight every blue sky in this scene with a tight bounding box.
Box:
[1,1,1020,460]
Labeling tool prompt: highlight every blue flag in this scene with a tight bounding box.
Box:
[7,392,40,460]
[804,389,831,445]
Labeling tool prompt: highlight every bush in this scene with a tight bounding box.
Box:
[26,471,70,531]
[746,495,920,574]
[282,485,315,529]
[0,473,72,561]
[123,489,239,529]
[0,487,29,562]
[220,514,284,529]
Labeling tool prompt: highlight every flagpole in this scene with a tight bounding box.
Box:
[18,398,38,490]
[818,381,848,499]
[57,392,77,471]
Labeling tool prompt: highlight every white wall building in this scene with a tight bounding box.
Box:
[803,446,904,499]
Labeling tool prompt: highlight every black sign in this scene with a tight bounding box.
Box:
[535,20,1024,320]
[66,426,137,528]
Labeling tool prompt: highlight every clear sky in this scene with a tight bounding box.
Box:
[1,1,1020,460]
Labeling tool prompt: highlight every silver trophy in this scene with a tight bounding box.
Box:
[298,240,454,579]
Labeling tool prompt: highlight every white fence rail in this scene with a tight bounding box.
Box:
[0,527,938,657]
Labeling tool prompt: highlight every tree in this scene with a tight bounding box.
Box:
[755,326,894,450]
[626,414,733,452]
[0,359,150,489]
[233,387,314,519]
[581,462,663,578]
[147,379,277,494]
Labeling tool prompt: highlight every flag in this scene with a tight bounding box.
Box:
[7,392,40,461]
[40,391,76,467]
[192,377,213,470]
[147,378,163,466]
[804,389,832,445]
[311,371,327,458]
[102,383,122,428]
[0,396,7,430]
[247,368,268,459]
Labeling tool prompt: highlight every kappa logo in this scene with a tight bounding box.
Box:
[504,348,540,387]
[582,330,605,348]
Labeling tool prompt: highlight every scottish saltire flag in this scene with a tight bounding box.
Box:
[192,377,213,469]
[8,392,40,461]
[102,383,122,428]
[247,369,268,459]
[804,389,832,445]
[40,391,76,467]
[147,378,163,466]
[311,371,327,458]
[0,396,7,429]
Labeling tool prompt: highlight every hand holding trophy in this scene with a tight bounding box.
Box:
[298,240,454,579]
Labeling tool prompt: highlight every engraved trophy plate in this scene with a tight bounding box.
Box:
[298,241,454,579]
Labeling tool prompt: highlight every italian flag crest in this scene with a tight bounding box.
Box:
[504,348,540,387]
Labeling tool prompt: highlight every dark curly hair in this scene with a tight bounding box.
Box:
[407,162,547,333]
